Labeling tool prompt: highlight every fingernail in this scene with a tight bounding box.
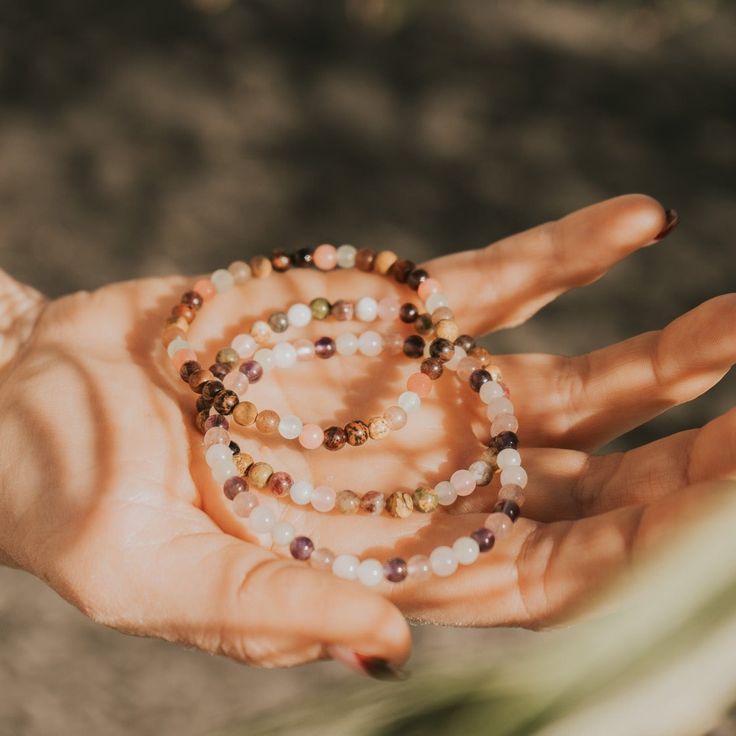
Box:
[653,208,679,242]
[327,645,410,681]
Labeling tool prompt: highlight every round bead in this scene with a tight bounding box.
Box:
[367,416,390,440]
[414,313,433,335]
[250,255,273,279]
[299,423,324,450]
[255,410,279,434]
[267,311,289,333]
[293,248,314,268]
[272,341,298,368]
[205,443,231,467]
[357,330,383,357]
[223,370,249,396]
[204,414,229,432]
[290,536,315,561]
[331,299,354,321]
[398,391,421,413]
[355,248,375,271]
[278,414,303,440]
[271,521,296,546]
[403,335,425,359]
[374,250,398,275]
[290,480,313,505]
[377,296,400,321]
[450,469,476,497]
[240,360,263,383]
[384,557,409,583]
[250,320,272,344]
[247,462,273,489]
[493,431,520,451]
[492,414,520,435]
[358,559,384,587]
[232,401,258,426]
[336,332,358,356]
[407,554,432,581]
[498,484,526,505]
[332,554,359,580]
[167,337,190,359]
[223,475,247,500]
[311,485,336,512]
[407,268,429,290]
[429,338,455,363]
[211,460,238,484]
[345,420,369,447]
[469,346,493,366]
[389,259,415,284]
[386,491,414,518]
[336,243,357,268]
[456,357,482,382]
[313,243,337,270]
[309,297,331,320]
[497,448,522,469]
[406,372,432,398]
[231,333,257,359]
[310,547,335,570]
[383,405,407,430]
[469,369,492,392]
[209,363,231,381]
[336,489,360,514]
[399,302,418,323]
[294,338,316,361]
[431,306,455,323]
[268,471,293,497]
[470,527,495,553]
[315,336,336,359]
[453,536,480,565]
[211,268,235,293]
[445,345,467,372]
[421,357,444,380]
[287,302,312,328]
[253,348,274,372]
[233,491,259,518]
[500,466,528,489]
[480,380,505,403]
[435,480,457,506]
[179,359,201,382]
[204,427,229,448]
[247,505,276,534]
[494,499,521,522]
[417,278,442,301]
[355,296,378,322]
[484,512,513,540]
[323,426,347,451]
[413,486,439,513]
[232,452,253,475]
[486,397,515,421]
[469,460,494,486]
[201,380,225,402]
[270,249,291,272]
[430,546,458,577]
[383,332,404,355]
[454,334,476,352]
[435,319,459,342]
[228,260,252,283]
[360,491,385,515]
[425,293,449,313]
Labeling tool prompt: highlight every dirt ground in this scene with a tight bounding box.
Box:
[0,1,734,734]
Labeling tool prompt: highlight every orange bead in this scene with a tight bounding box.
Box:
[193,278,216,301]
[406,372,432,397]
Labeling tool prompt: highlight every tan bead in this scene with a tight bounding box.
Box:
[367,416,390,440]
[233,452,254,476]
[233,401,258,426]
[336,490,360,515]
[374,250,398,275]
[165,315,190,332]
[486,364,503,382]
[480,447,500,471]
[386,491,414,518]
[469,346,493,367]
[435,319,459,342]
[161,324,187,348]
[255,409,279,434]
[250,254,273,279]
[248,462,273,489]
[412,486,439,513]
[215,347,240,367]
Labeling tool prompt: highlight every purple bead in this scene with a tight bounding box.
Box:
[383,557,408,583]
[470,528,495,552]
[331,300,354,321]
[469,369,492,392]
[315,336,336,359]
[240,360,263,383]
[223,476,248,500]
[210,362,231,380]
[290,536,315,561]
[493,431,519,451]
[204,414,229,432]
[494,500,521,522]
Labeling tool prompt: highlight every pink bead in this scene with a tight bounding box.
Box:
[231,333,257,358]
[204,427,229,448]
[193,278,216,301]
[294,338,315,361]
[486,397,514,421]
[417,278,442,301]
[406,372,432,398]
[311,485,336,513]
[313,244,337,270]
[233,491,259,518]
[407,554,432,581]
[491,413,519,435]
[484,512,513,540]
[310,547,335,570]
[377,296,400,321]
[498,484,525,506]
[223,370,249,396]
[450,469,477,497]
[299,423,324,450]
[172,348,197,370]
[457,357,482,382]
[384,405,408,430]
[383,332,404,355]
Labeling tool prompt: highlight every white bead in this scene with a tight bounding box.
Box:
[425,293,449,313]
[398,391,421,413]
[167,338,190,358]
[311,485,336,513]
[205,443,231,467]
[248,505,276,534]
[336,244,357,269]
[501,466,528,489]
[497,448,521,469]
[446,345,466,371]
[231,333,257,358]
[336,332,358,356]
[430,546,458,577]
[294,338,315,361]
[272,341,297,368]
[435,480,457,506]
[486,397,514,421]
[357,330,383,357]
[357,559,383,587]
[469,460,493,486]
[480,380,504,404]
[332,554,360,580]
[278,414,303,440]
[211,460,237,484]
[251,320,272,343]
[270,521,296,546]
[453,537,480,565]
[290,480,313,505]
[287,302,312,327]
[355,296,378,322]
[211,268,235,293]
[254,348,274,372]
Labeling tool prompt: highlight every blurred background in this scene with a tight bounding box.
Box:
[0,0,734,734]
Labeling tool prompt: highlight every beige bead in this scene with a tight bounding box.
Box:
[367,416,390,440]
[248,462,273,489]
[386,491,414,518]
[233,401,258,426]
[250,255,273,279]
[435,319,459,342]
[374,250,398,275]
[336,490,360,515]
[255,410,279,434]
[233,452,254,476]
[412,486,439,513]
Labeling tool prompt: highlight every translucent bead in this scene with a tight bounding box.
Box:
[250,320,272,344]
[271,521,296,546]
[272,342,297,369]
[430,546,458,577]
[231,333,257,358]
[336,244,357,268]
[299,424,324,450]
[469,460,493,486]
[377,296,400,321]
[311,485,336,513]
[445,345,467,371]
[383,332,404,355]
[313,243,337,270]
[453,536,480,565]
[355,296,378,322]
[228,260,252,284]
[205,443,230,467]
[497,448,522,469]
[450,469,476,497]
[425,292,449,313]
[294,338,316,361]
[357,330,383,356]
[223,370,249,396]
[486,397,515,421]
[248,505,276,534]
[233,491,258,518]
[277,414,302,440]
[332,554,360,580]
[484,512,513,540]
[417,278,442,301]
[167,337,190,358]
[500,466,528,489]
[310,547,335,570]
[398,391,421,413]
[290,480,313,505]
[253,348,274,372]
[435,480,457,506]
[358,559,384,587]
[204,427,230,448]
[480,380,504,404]
[457,356,482,382]
[287,302,312,327]
[212,461,238,484]
[193,278,216,301]
[407,554,432,581]
[336,332,358,356]
[406,372,432,397]
[492,414,519,435]
[384,405,407,430]
[498,484,526,505]
[211,268,235,293]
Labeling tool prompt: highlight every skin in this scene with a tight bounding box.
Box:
[0,194,734,677]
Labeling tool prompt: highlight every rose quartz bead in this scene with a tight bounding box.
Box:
[313,243,337,270]
[498,484,526,505]
[172,349,197,370]
[299,423,324,449]
[406,372,432,398]
[500,466,528,488]
[497,448,521,469]
[310,547,335,570]
[233,491,259,518]
[450,469,476,497]
[294,338,316,361]
[377,296,400,321]
[231,333,257,358]
[480,380,504,404]
[193,278,216,301]
[484,512,513,540]
[445,345,466,371]
[204,427,230,448]
[486,397,515,421]
[383,332,404,355]
[417,278,442,301]
[407,554,432,581]
[457,356,482,382]
[384,405,408,430]
[311,485,336,513]
[223,370,249,396]
[491,413,519,435]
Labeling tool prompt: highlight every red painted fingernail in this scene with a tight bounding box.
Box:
[653,208,679,241]
[327,645,410,681]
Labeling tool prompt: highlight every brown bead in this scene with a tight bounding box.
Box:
[196,395,212,412]
[420,357,444,380]
[270,249,291,272]
[181,290,204,310]
[293,247,314,268]
[360,491,386,515]
[336,489,360,515]
[355,248,376,271]
[454,334,476,353]
[215,347,240,367]
[214,389,239,415]
[171,303,196,323]
[413,486,439,513]
[189,369,215,394]
[195,410,210,433]
[255,409,279,434]
[386,491,414,518]
[469,346,493,366]
[324,426,347,451]
[414,313,433,335]
[389,259,415,284]
[374,250,398,275]
[248,462,273,489]
[429,338,455,363]
[162,324,187,348]
[480,446,500,471]
[233,401,258,426]
[367,416,390,440]
[399,303,418,323]
[403,335,425,359]
[250,254,273,279]
[179,360,201,382]
[435,319,459,342]
[201,379,225,402]
[267,311,289,333]
[210,362,231,380]
[268,471,293,497]
[331,300,354,321]
[232,452,254,475]
[165,315,190,332]
[345,420,369,447]
[407,268,428,290]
